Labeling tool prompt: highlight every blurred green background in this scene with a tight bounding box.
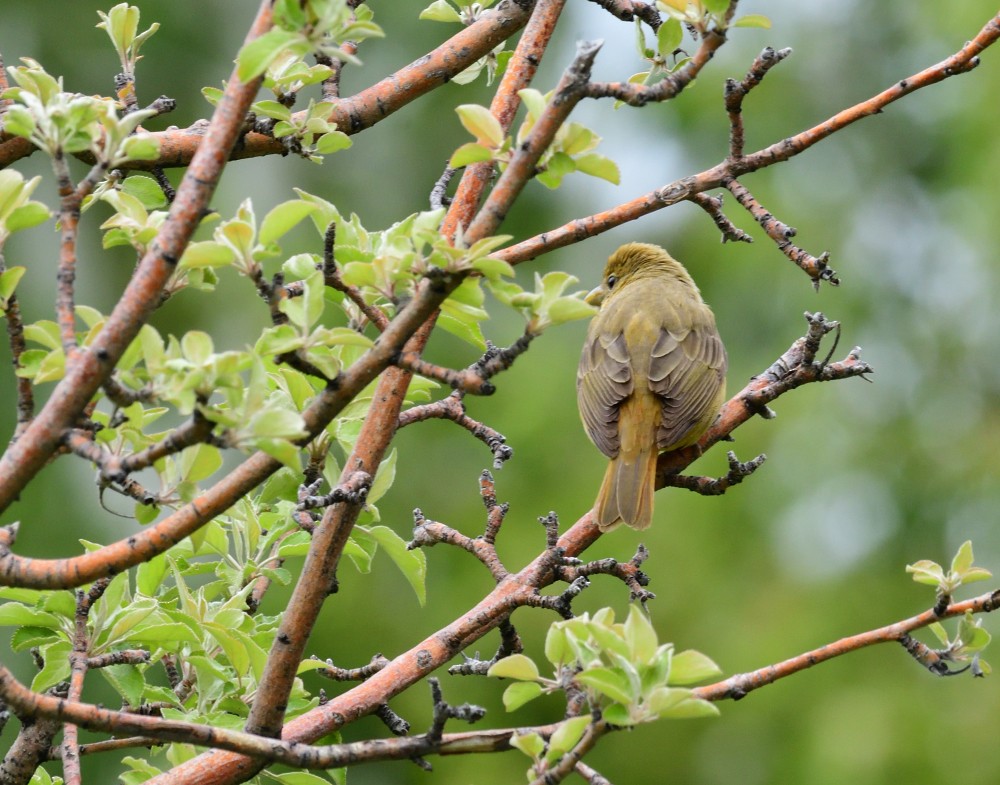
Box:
[2,1,1000,784]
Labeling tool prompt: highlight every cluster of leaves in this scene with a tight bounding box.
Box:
[490,605,719,721]
[0,171,52,306]
[0,509,348,785]
[907,540,994,675]
[450,91,620,189]
[238,0,383,81]
[419,0,511,85]
[598,2,772,98]
[2,59,159,165]
[489,606,719,776]
[96,2,159,77]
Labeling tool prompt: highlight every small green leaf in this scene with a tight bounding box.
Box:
[449,142,495,168]
[951,540,975,575]
[0,267,27,301]
[121,175,168,209]
[576,666,635,705]
[237,29,306,82]
[905,559,945,587]
[471,255,514,281]
[624,605,658,663]
[455,104,504,148]
[547,716,591,759]
[179,241,234,270]
[366,448,397,506]
[100,664,145,708]
[120,135,160,162]
[547,296,597,326]
[502,680,544,711]
[574,153,621,184]
[0,603,61,628]
[6,202,51,233]
[136,552,168,597]
[702,0,730,15]
[259,200,319,247]
[488,653,540,681]
[733,14,772,29]
[669,649,722,685]
[315,131,352,154]
[656,18,683,56]
[253,100,293,121]
[510,730,545,759]
[419,0,462,22]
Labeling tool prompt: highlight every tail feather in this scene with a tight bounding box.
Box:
[594,447,658,531]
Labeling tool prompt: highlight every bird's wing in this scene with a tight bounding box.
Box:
[577,329,633,458]
[649,323,727,449]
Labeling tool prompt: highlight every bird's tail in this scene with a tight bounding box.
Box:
[593,446,658,531]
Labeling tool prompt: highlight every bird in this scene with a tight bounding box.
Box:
[577,243,727,531]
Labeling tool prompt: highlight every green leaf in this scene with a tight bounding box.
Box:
[455,104,504,148]
[544,623,571,667]
[574,153,620,184]
[510,730,545,759]
[733,14,772,29]
[179,241,234,270]
[449,142,495,169]
[368,525,427,605]
[488,653,540,681]
[624,605,658,662]
[656,691,720,719]
[32,640,72,693]
[602,702,633,727]
[237,29,307,82]
[547,296,597,326]
[250,407,307,440]
[122,175,168,209]
[656,18,683,56]
[366,448,397,506]
[0,603,61,628]
[136,552,168,597]
[547,716,591,759]
[471,256,513,281]
[6,202,51,233]
[669,649,722,685]
[905,559,945,587]
[315,131,352,154]
[419,0,462,22]
[702,0,731,15]
[951,540,975,575]
[259,200,319,247]
[134,502,159,524]
[502,681,544,711]
[100,664,145,708]
[120,135,160,162]
[576,666,635,705]
[962,567,993,583]
[253,100,293,121]
[0,267,26,302]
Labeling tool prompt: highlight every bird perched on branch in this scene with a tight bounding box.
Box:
[577,243,728,531]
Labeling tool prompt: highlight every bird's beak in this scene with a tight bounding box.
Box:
[585,285,605,307]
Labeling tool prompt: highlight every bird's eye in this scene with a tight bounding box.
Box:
[606,274,617,289]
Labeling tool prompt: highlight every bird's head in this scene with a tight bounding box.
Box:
[585,242,697,307]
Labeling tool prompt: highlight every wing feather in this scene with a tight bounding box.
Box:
[577,331,632,457]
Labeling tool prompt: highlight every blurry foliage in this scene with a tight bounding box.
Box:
[0,1,998,785]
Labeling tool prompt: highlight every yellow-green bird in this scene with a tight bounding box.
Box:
[577,243,728,531]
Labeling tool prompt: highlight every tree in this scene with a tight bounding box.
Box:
[0,2,998,784]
